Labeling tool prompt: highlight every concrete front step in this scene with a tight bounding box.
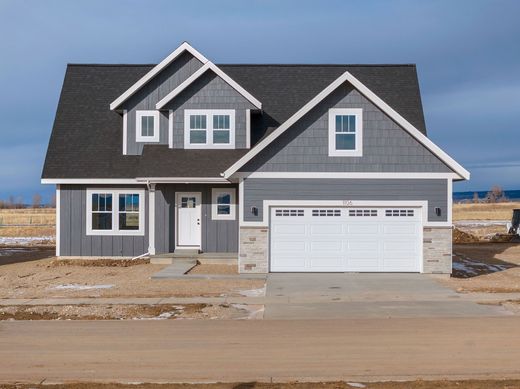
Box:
[151,259,198,279]
[150,252,238,265]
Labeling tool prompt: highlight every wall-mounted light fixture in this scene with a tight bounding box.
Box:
[435,207,442,217]
[251,206,258,216]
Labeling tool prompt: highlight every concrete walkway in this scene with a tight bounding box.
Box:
[2,317,520,383]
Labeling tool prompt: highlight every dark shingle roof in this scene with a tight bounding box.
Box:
[42,63,427,179]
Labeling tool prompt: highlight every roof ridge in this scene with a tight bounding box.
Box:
[67,63,417,68]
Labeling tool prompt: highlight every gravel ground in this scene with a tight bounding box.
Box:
[0,256,265,299]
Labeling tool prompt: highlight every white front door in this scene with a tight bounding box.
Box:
[176,192,202,248]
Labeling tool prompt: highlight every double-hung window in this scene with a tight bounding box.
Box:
[136,110,160,142]
[184,110,235,149]
[211,188,236,220]
[87,189,145,235]
[328,108,363,156]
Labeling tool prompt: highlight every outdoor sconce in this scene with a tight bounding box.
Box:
[435,207,442,217]
[251,206,259,216]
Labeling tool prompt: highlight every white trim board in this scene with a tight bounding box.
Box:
[223,70,470,180]
[42,177,231,185]
[55,185,61,257]
[122,110,128,155]
[234,172,461,179]
[42,179,141,185]
[156,61,261,110]
[109,42,209,110]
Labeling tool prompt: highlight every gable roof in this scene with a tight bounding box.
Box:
[42,63,442,180]
[156,62,262,109]
[223,70,470,180]
[109,42,209,110]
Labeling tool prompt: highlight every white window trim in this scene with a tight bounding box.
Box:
[86,188,145,236]
[184,109,235,149]
[211,188,236,220]
[328,108,363,157]
[136,110,160,143]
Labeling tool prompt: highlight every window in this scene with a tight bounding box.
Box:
[136,110,160,142]
[184,110,235,149]
[211,188,236,220]
[86,189,145,235]
[328,108,363,156]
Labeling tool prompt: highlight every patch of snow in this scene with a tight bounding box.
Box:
[52,284,114,291]
[232,304,265,320]
[238,286,266,297]
[0,247,35,256]
[347,383,366,388]
[0,236,54,245]
[453,257,511,278]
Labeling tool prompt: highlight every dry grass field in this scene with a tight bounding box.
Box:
[0,208,55,238]
[453,202,520,221]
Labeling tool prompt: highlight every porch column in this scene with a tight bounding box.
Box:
[148,183,156,255]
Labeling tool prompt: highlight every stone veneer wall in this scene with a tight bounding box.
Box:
[239,226,453,274]
[423,227,453,274]
[239,227,269,273]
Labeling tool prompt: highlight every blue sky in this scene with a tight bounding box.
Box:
[0,0,519,203]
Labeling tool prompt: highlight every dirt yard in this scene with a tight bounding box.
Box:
[442,243,520,293]
[188,263,238,274]
[4,380,520,388]
[453,201,520,221]
[0,302,258,321]
[0,256,265,299]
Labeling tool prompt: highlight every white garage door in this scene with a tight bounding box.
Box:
[270,207,422,272]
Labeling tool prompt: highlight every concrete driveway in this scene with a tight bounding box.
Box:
[264,273,509,319]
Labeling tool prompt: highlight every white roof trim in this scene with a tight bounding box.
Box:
[109,42,209,111]
[156,62,262,110]
[223,70,469,180]
[42,177,231,185]
[136,177,230,184]
[42,178,140,184]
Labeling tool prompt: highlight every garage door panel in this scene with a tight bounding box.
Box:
[309,256,344,269]
[272,239,307,252]
[348,239,380,251]
[309,223,344,235]
[382,223,417,234]
[310,240,343,252]
[347,223,380,234]
[272,223,306,234]
[383,240,417,251]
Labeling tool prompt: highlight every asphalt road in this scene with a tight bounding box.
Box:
[2,317,520,384]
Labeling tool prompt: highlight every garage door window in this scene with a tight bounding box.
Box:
[385,209,414,217]
[275,209,304,217]
[312,209,341,217]
[348,209,378,217]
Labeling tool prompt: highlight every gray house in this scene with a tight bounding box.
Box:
[42,42,469,274]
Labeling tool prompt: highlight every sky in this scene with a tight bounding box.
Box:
[0,0,519,204]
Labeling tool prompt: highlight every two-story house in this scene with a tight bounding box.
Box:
[42,42,469,274]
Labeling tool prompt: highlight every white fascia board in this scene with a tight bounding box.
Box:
[41,178,140,185]
[223,71,470,181]
[135,177,230,184]
[233,172,461,180]
[109,42,209,111]
[156,62,262,110]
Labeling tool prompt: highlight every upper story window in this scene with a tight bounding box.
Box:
[86,189,145,236]
[136,110,160,143]
[328,108,363,157]
[184,109,235,149]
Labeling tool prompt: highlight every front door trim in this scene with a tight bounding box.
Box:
[175,192,202,249]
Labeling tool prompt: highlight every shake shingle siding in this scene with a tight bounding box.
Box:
[241,84,451,173]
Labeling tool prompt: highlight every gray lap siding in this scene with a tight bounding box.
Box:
[59,185,149,257]
[242,178,448,223]
[154,184,238,254]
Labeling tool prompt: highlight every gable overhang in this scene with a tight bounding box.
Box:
[109,42,210,111]
[155,61,262,110]
[222,70,470,181]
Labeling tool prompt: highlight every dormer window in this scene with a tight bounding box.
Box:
[328,108,363,157]
[184,109,235,149]
[136,110,160,142]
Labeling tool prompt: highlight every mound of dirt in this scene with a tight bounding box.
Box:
[490,233,519,243]
[453,228,480,243]
[49,258,150,267]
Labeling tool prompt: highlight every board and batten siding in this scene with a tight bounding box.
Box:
[123,51,204,155]
[164,71,256,149]
[59,185,149,257]
[241,83,453,173]
[242,178,448,223]
[154,184,238,254]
